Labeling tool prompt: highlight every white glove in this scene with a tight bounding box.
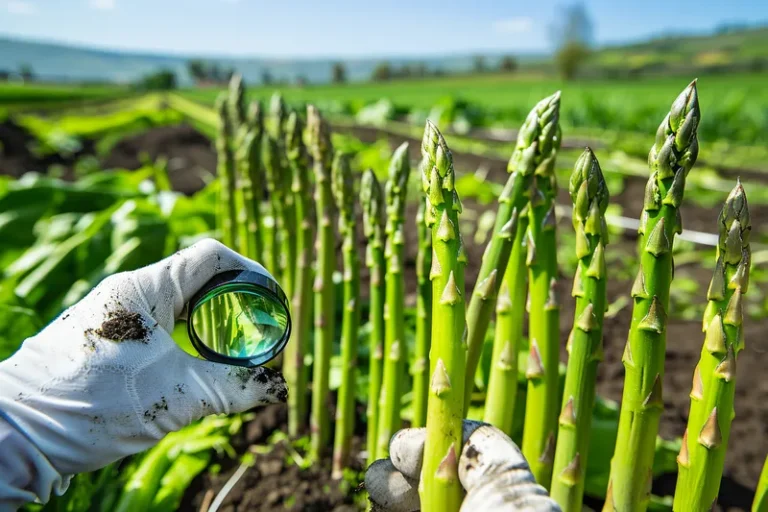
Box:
[366,420,561,512]
[0,239,288,509]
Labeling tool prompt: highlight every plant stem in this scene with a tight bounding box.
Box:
[361,169,386,466]
[307,105,336,460]
[282,111,313,437]
[262,136,284,279]
[234,111,263,260]
[520,98,565,490]
[551,148,610,510]
[332,152,361,477]
[227,73,246,131]
[673,182,750,511]
[215,93,237,249]
[754,456,768,512]
[464,92,562,407]
[375,142,411,460]
[411,197,432,428]
[605,80,700,511]
[419,122,465,512]
[483,210,527,435]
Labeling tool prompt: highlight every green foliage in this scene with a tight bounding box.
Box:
[555,42,591,80]
[136,69,177,91]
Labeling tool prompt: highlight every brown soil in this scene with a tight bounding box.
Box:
[0,120,214,195]
[182,404,362,512]
[101,123,216,195]
[0,119,94,178]
[88,309,150,342]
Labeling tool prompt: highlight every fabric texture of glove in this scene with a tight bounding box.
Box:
[0,239,288,509]
[366,420,561,512]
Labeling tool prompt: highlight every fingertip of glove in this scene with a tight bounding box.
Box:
[251,366,288,404]
[225,365,288,406]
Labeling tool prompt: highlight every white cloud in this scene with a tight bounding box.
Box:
[7,0,37,14]
[89,0,115,10]
[493,17,533,35]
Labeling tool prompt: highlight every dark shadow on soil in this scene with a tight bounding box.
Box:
[0,119,95,178]
[101,123,215,195]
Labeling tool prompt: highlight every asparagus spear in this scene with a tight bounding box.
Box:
[464,92,562,406]
[246,100,269,259]
[483,208,527,435]
[282,112,313,437]
[411,197,433,428]
[307,105,336,460]
[419,121,466,511]
[228,73,246,133]
[262,136,283,278]
[605,81,700,511]
[551,148,610,510]
[268,93,287,140]
[269,95,297,297]
[361,169,386,466]
[673,182,750,510]
[215,93,237,249]
[754,456,768,512]
[521,100,564,490]
[331,152,360,477]
[375,142,411,460]
[234,102,264,260]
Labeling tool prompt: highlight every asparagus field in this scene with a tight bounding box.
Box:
[2,75,768,512]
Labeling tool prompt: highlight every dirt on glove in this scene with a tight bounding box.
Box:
[87,310,149,343]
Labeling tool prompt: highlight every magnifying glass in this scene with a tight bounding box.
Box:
[186,269,291,367]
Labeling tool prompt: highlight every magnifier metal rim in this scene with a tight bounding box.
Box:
[186,269,291,368]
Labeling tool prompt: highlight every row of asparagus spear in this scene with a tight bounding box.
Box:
[213,74,753,511]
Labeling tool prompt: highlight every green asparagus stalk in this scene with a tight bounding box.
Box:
[483,208,527,435]
[521,103,564,491]
[605,80,700,511]
[375,142,411,460]
[754,456,768,512]
[419,121,465,511]
[673,182,750,511]
[262,136,283,278]
[307,105,336,460]
[268,93,287,140]
[269,97,297,297]
[464,92,562,406]
[361,169,386,466]
[282,112,313,437]
[332,153,361,478]
[247,100,261,129]
[551,148,610,510]
[215,93,237,249]
[228,73,246,134]
[411,197,433,428]
[234,104,264,260]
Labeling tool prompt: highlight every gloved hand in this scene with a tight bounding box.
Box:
[0,239,287,508]
[366,420,561,512]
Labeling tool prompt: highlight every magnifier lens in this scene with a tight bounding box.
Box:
[188,271,290,367]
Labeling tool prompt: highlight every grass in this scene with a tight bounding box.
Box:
[0,82,129,112]
[178,71,768,146]
[179,72,766,112]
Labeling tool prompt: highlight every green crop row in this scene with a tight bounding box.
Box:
[204,75,760,511]
[2,74,766,511]
[178,71,768,146]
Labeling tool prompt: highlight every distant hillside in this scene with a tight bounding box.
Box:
[0,24,766,85]
[0,37,543,85]
[587,26,768,75]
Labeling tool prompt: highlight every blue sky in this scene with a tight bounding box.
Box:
[0,0,765,58]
